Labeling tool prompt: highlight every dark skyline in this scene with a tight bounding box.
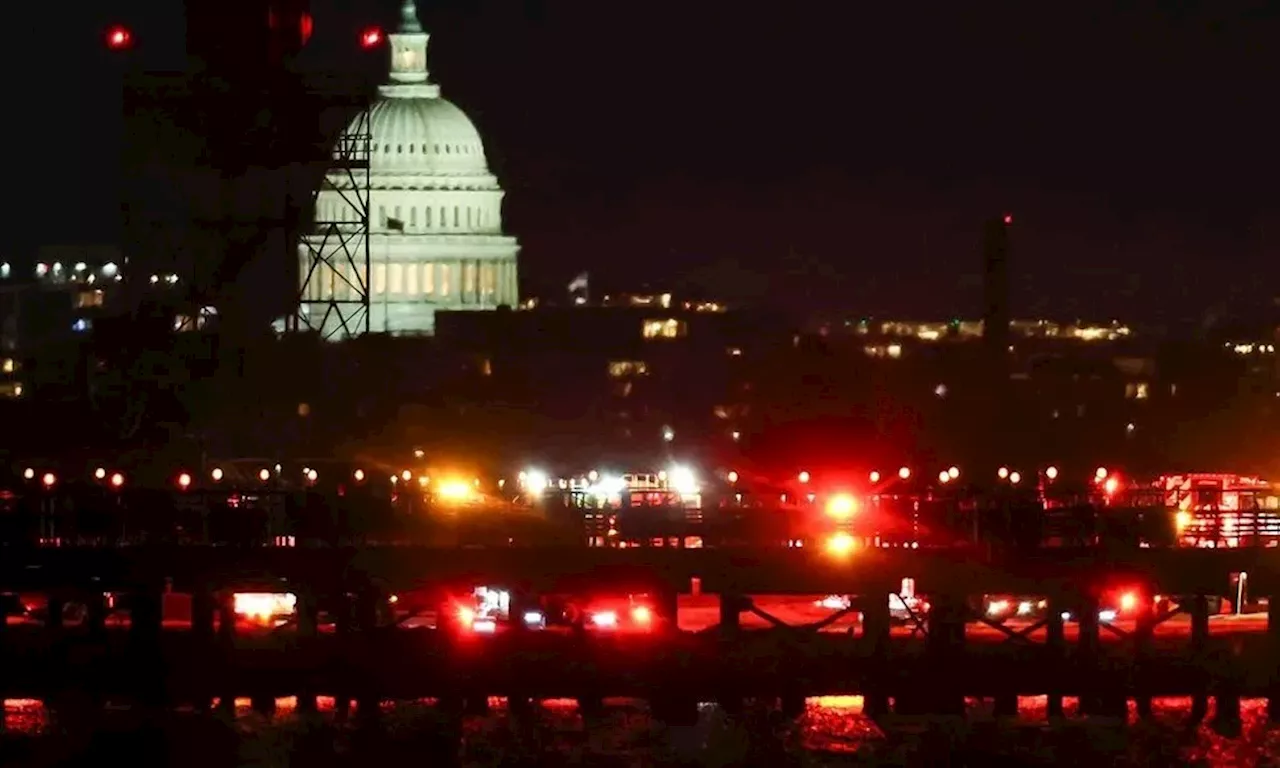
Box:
[18,0,1280,325]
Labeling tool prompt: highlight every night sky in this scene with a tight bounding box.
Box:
[17,1,1280,326]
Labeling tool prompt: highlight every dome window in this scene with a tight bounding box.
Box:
[445,145,452,154]
[433,144,439,153]
[409,144,414,153]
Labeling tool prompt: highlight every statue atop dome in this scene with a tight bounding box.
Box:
[398,0,424,34]
[387,0,431,91]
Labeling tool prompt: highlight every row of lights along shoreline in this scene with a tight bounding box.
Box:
[15,463,1123,492]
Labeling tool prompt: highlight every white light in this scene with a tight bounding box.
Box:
[1099,609,1117,623]
[1045,466,1059,480]
[523,610,545,626]
[524,469,548,494]
[102,262,118,277]
[591,611,618,629]
[0,262,10,278]
[74,262,86,272]
[662,426,675,442]
[35,263,48,277]
[1009,471,1022,485]
[668,465,698,495]
[588,470,599,482]
[947,466,959,479]
[472,618,497,634]
[595,475,626,496]
[1017,601,1033,616]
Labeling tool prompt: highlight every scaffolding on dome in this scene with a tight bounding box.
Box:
[288,76,373,340]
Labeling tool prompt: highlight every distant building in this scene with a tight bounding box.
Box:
[298,0,520,337]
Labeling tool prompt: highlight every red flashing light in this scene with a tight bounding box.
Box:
[300,13,314,45]
[1003,214,1013,225]
[106,25,132,51]
[360,26,384,49]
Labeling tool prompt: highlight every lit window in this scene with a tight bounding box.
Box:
[76,290,104,308]
[1125,382,1150,400]
[389,263,403,294]
[422,263,434,295]
[406,261,418,295]
[608,361,648,378]
[1,358,14,373]
[373,264,387,294]
[439,264,450,296]
[642,319,685,340]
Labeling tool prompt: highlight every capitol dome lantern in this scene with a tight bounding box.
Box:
[299,0,520,337]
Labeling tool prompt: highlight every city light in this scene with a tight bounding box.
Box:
[523,469,548,494]
[401,470,412,482]
[177,472,192,490]
[825,494,857,519]
[307,469,318,483]
[947,466,960,480]
[798,471,810,484]
[825,532,856,556]
[22,468,33,480]
[869,470,881,483]
[726,470,739,484]
[41,473,56,488]
[1104,476,1119,496]
[210,467,224,482]
[668,465,699,495]
[105,25,132,50]
[591,610,618,629]
[630,605,652,626]
[1119,592,1137,612]
[258,468,271,482]
[1095,467,1109,482]
[1045,466,1059,480]
[94,467,107,481]
[1009,471,1022,485]
[353,469,366,482]
[360,26,384,48]
[110,472,125,488]
[233,592,296,624]
[898,466,911,480]
[938,470,951,484]
[998,467,1009,480]
[436,479,474,503]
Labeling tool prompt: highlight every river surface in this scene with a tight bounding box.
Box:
[3,695,1280,766]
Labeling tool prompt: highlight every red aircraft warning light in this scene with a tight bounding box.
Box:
[360,26,384,48]
[105,25,133,50]
[1003,214,1013,225]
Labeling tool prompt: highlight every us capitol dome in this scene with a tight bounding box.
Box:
[300,0,520,336]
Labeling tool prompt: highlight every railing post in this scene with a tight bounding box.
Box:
[862,585,891,719]
[130,580,166,709]
[1189,594,1209,722]
[216,591,237,715]
[1046,599,1066,718]
[295,588,319,715]
[717,592,743,715]
[1134,594,1155,719]
[1076,594,1101,717]
[922,591,965,716]
[1269,594,1280,722]
[353,587,381,724]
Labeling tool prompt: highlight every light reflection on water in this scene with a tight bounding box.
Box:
[5,695,1280,765]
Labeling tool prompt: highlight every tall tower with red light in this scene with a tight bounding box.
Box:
[982,213,1013,361]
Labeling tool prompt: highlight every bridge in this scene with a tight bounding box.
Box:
[0,545,1277,731]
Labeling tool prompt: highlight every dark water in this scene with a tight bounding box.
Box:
[3,695,1279,766]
